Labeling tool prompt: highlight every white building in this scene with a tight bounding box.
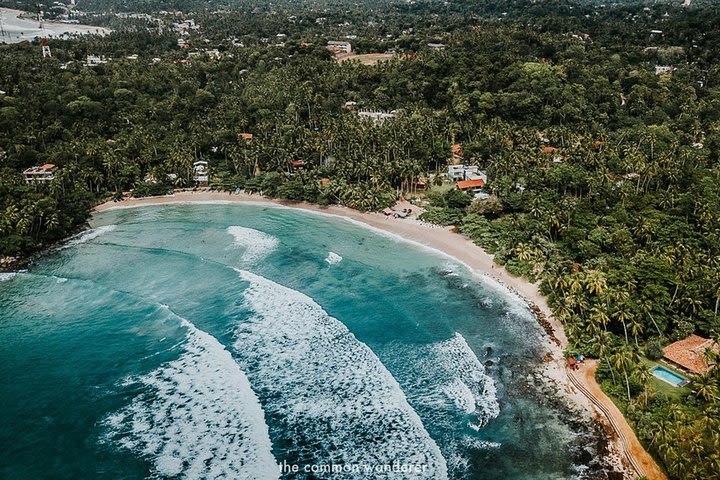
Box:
[327,41,352,54]
[23,164,58,184]
[193,161,209,186]
[427,43,446,50]
[84,55,109,67]
[655,65,674,75]
[447,165,487,182]
[357,110,396,122]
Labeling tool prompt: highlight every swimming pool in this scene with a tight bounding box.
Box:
[651,366,689,386]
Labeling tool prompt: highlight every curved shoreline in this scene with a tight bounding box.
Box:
[95,192,566,344]
[94,190,663,479]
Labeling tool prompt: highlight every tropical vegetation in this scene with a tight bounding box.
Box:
[1,0,720,476]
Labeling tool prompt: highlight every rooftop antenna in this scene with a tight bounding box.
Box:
[36,4,51,57]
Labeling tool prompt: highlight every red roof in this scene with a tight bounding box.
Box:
[40,164,55,169]
[456,179,485,190]
[240,133,253,140]
[290,160,305,167]
[541,146,558,154]
[663,334,718,375]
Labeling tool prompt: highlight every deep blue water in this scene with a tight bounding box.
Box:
[0,203,587,479]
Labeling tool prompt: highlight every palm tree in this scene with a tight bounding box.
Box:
[633,367,654,407]
[694,374,719,404]
[584,269,608,296]
[637,297,663,335]
[611,346,638,401]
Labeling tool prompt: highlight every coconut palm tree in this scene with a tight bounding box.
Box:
[694,374,719,404]
[611,346,638,401]
[633,367,655,407]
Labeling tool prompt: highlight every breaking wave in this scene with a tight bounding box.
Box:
[62,225,117,249]
[233,269,448,478]
[226,226,279,263]
[431,334,500,427]
[324,252,343,265]
[377,334,500,479]
[0,272,17,282]
[105,312,278,480]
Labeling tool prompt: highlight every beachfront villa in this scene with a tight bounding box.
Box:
[662,334,719,375]
[23,164,57,184]
[192,161,209,187]
[457,178,486,198]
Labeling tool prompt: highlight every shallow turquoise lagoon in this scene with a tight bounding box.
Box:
[0,203,602,479]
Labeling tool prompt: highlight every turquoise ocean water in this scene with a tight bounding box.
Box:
[1,203,597,479]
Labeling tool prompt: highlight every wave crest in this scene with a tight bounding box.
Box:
[62,225,117,249]
[226,226,279,263]
[234,270,448,478]
[105,313,278,480]
[324,252,343,265]
[0,272,17,282]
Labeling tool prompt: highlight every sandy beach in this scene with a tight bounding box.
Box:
[0,7,111,43]
[95,190,663,479]
[96,191,565,343]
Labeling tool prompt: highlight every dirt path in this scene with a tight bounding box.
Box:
[568,360,667,480]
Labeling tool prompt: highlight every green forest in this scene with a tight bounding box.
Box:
[1,0,719,477]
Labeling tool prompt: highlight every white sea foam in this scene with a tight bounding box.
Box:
[324,251,343,265]
[380,335,499,479]
[100,200,537,328]
[0,272,17,282]
[62,225,117,249]
[105,316,278,480]
[464,437,501,450]
[226,226,279,263]
[234,270,448,478]
[386,334,499,430]
[432,334,500,428]
[442,378,477,414]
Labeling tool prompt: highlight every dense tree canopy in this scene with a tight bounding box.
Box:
[1,0,720,477]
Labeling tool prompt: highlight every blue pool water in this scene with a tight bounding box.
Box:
[0,203,607,479]
[651,366,688,386]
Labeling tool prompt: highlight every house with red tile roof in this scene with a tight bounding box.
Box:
[23,164,57,184]
[663,334,718,375]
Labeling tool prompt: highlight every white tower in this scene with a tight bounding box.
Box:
[37,5,51,57]
[41,38,52,57]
